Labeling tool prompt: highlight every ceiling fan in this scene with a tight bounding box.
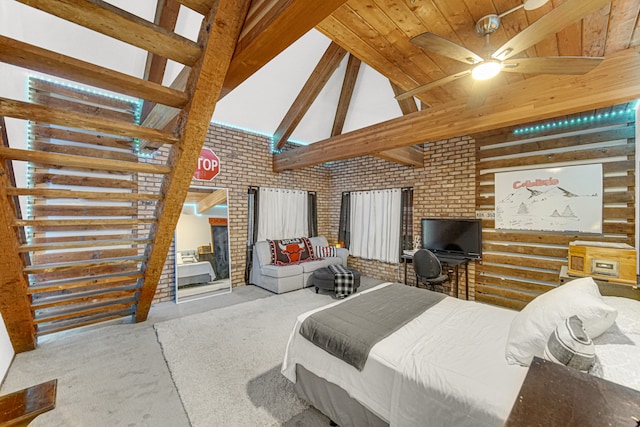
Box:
[396,0,610,108]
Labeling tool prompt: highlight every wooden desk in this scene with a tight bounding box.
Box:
[401,253,469,299]
[506,357,640,427]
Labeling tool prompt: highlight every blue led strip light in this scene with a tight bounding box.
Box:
[27,75,158,159]
[28,77,309,156]
[513,103,638,135]
[209,120,297,154]
[28,75,135,103]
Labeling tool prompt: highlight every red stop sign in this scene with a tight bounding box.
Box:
[193,148,220,181]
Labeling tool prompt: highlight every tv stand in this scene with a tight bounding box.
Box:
[401,253,470,300]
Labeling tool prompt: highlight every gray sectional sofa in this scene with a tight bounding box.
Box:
[250,236,348,294]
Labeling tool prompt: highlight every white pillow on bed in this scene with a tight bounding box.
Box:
[505,277,617,367]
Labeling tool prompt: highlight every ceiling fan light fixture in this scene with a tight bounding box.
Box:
[471,61,502,80]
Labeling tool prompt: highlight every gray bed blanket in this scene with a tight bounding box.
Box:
[299,284,446,371]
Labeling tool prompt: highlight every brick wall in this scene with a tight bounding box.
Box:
[151,125,477,304]
[328,135,477,298]
[152,125,331,303]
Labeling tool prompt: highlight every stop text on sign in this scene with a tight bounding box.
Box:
[193,147,220,181]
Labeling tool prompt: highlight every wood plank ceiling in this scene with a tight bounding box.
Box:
[275,0,640,170]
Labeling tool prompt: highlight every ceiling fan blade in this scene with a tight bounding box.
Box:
[502,56,604,74]
[395,70,471,101]
[492,0,611,61]
[411,33,483,65]
[467,78,493,109]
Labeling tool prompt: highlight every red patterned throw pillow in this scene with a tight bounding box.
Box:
[268,237,315,265]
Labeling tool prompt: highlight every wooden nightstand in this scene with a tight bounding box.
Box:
[506,357,640,427]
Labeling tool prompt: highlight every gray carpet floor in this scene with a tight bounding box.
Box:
[1,278,384,426]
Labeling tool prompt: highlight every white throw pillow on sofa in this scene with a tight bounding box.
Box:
[505,277,617,366]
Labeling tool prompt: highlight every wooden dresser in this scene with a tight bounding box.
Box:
[506,357,640,427]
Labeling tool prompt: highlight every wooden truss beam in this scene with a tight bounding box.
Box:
[140,0,182,121]
[329,59,423,167]
[273,47,640,171]
[176,0,214,15]
[18,0,201,66]
[331,54,361,137]
[273,42,347,150]
[391,82,419,115]
[375,82,424,168]
[222,0,348,97]
[0,36,187,109]
[374,145,424,167]
[135,0,252,322]
[140,0,347,136]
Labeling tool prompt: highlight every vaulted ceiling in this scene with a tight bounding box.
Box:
[320,0,638,108]
[271,0,640,170]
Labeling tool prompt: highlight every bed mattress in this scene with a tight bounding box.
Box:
[282,283,529,427]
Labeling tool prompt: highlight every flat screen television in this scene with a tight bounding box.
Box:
[421,218,482,259]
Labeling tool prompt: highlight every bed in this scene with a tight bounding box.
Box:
[281,280,640,427]
[176,250,216,288]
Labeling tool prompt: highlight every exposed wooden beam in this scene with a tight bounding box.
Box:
[0,147,170,175]
[18,0,202,66]
[140,67,190,132]
[369,82,424,168]
[0,36,187,109]
[20,238,151,253]
[332,54,361,137]
[176,0,214,15]
[375,146,424,167]
[197,189,226,214]
[139,1,348,136]
[273,42,347,149]
[140,0,182,121]
[33,127,133,151]
[0,146,35,352]
[221,0,348,97]
[273,47,640,171]
[136,0,251,322]
[6,188,160,201]
[0,98,178,144]
[15,219,155,227]
[390,81,419,115]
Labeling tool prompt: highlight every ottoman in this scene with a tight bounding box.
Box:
[312,266,361,295]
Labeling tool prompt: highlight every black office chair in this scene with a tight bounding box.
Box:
[413,249,449,290]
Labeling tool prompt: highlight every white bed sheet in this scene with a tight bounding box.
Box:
[176,261,215,281]
[281,283,529,426]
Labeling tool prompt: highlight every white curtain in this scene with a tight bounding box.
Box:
[257,187,308,241]
[349,188,402,263]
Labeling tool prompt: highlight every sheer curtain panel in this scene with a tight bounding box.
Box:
[349,189,402,263]
[257,188,308,241]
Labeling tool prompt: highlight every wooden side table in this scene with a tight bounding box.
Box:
[506,357,640,427]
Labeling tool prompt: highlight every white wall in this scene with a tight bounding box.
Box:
[1,2,401,149]
[0,313,15,383]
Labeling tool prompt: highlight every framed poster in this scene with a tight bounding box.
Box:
[495,164,602,233]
